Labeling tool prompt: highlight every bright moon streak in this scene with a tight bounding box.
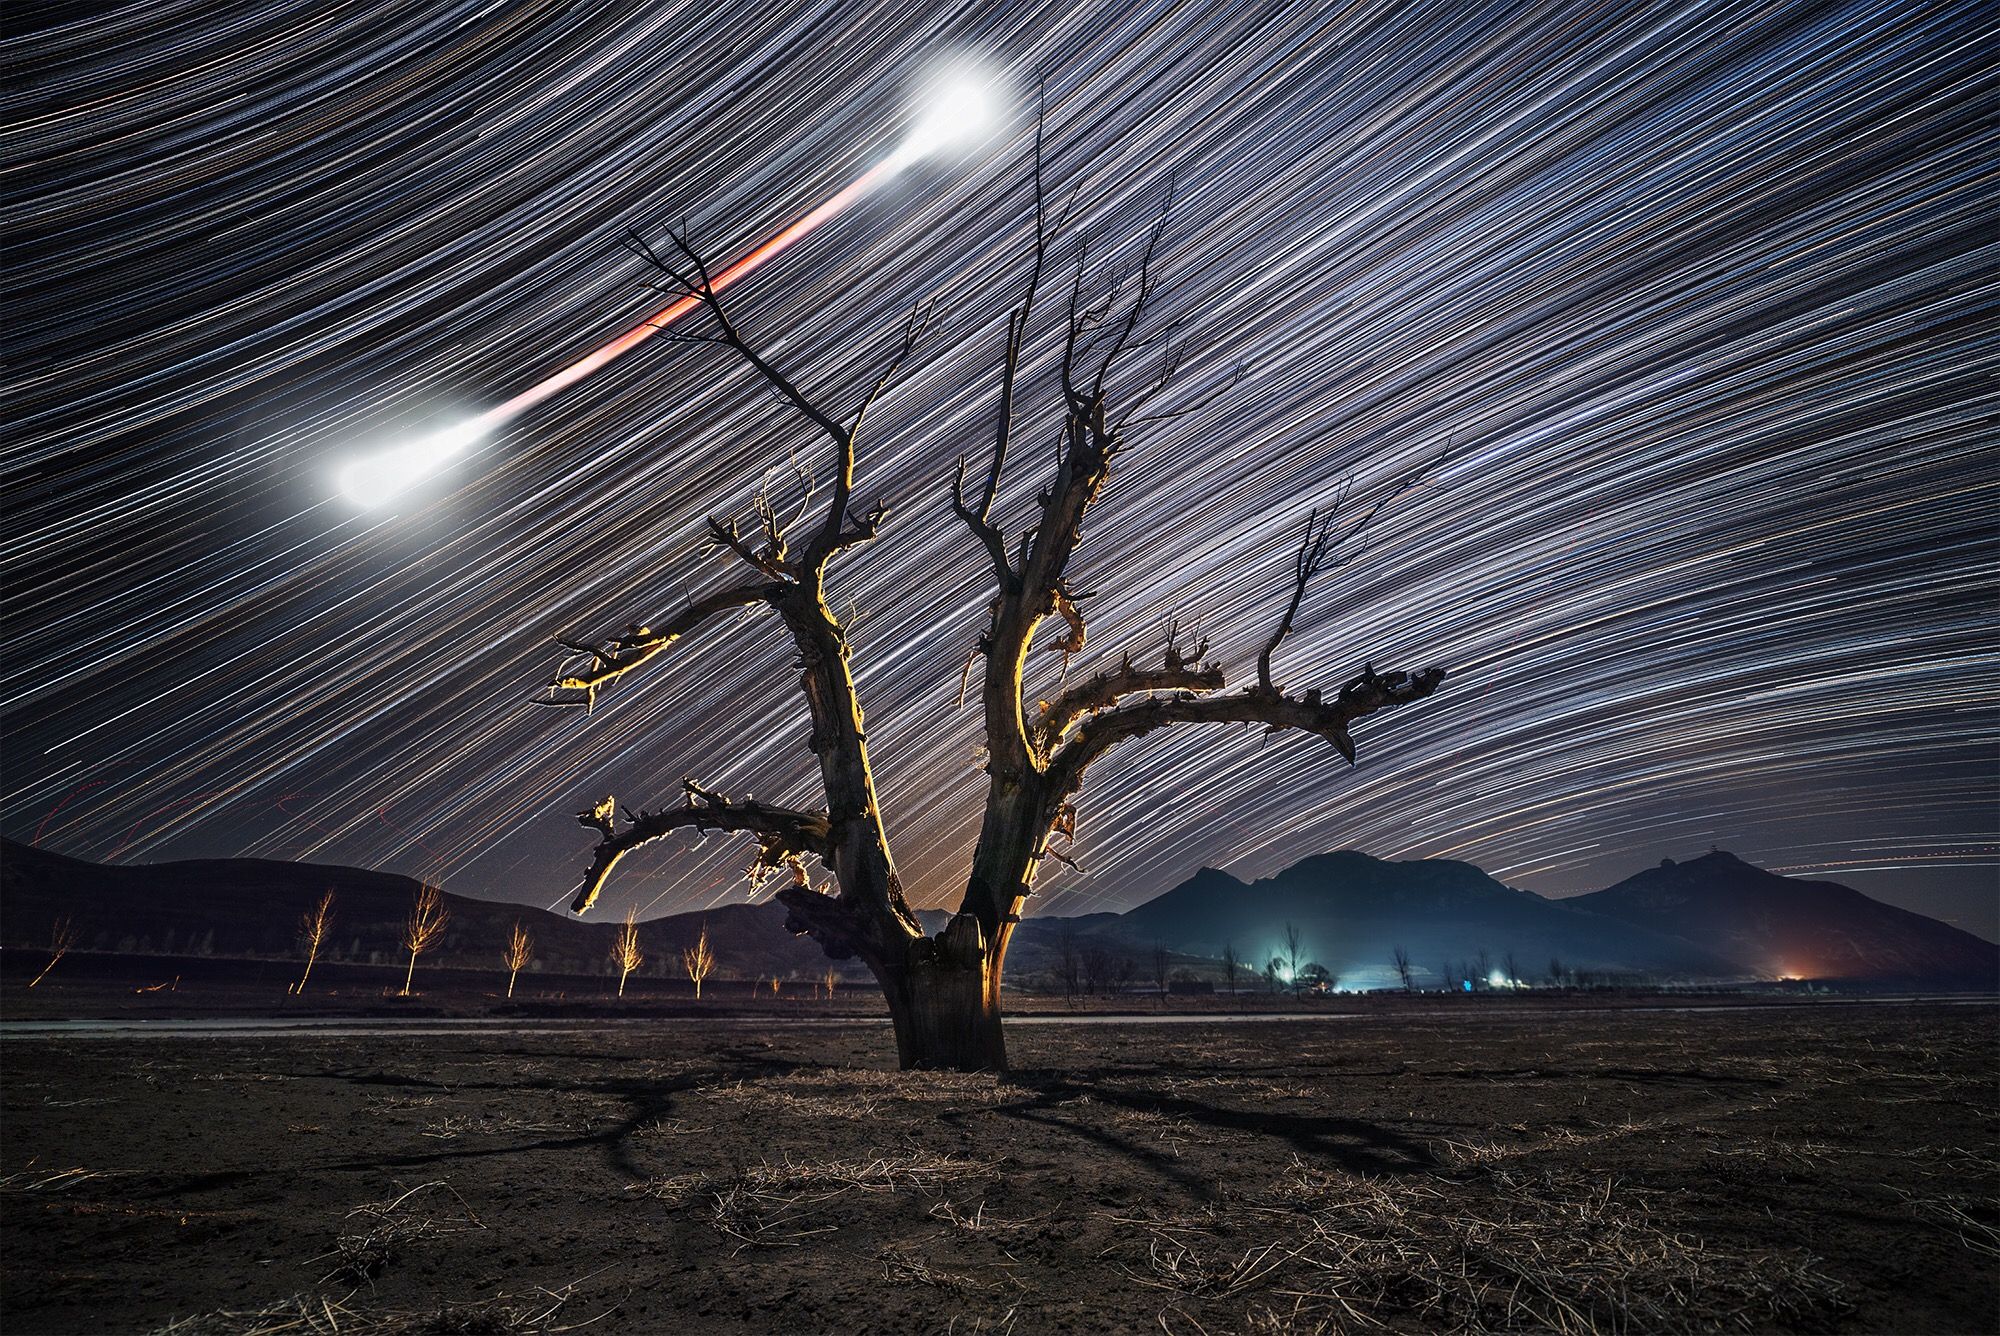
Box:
[336,71,1001,506]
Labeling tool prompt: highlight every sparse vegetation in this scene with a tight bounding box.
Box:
[634,1148,999,1252]
[147,1274,597,1336]
[6,1006,1991,1334]
[311,1180,484,1286]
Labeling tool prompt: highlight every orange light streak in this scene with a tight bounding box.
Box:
[475,158,901,432]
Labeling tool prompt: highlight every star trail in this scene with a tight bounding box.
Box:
[5,0,1995,935]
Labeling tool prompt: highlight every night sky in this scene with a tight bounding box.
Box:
[7,0,1995,937]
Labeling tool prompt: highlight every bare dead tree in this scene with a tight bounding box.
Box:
[538,126,1445,1070]
[1391,943,1413,992]
[504,920,533,998]
[295,890,335,995]
[612,909,644,997]
[400,885,448,996]
[1283,922,1306,998]
[822,966,840,1002]
[29,915,79,988]
[681,923,715,999]
[1150,941,1171,1006]
[1220,941,1241,1002]
[1055,923,1082,1007]
[1080,944,1115,998]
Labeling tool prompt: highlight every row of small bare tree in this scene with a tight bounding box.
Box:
[1051,921,1342,1005]
[24,890,843,1002]
[1387,944,1589,991]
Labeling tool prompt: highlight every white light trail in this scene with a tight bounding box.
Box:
[336,67,1001,507]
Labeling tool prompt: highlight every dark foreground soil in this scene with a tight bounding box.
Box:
[2,1004,1994,1335]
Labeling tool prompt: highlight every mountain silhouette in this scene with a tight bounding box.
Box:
[4,838,1991,988]
[1567,850,1998,987]
[1084,850,1743,987]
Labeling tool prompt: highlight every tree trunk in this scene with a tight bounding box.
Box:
[507,969,517,998]
[881,914,1007,1071]
[402,951,416,995]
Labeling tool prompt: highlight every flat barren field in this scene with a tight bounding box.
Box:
[3,1004,1994,1334]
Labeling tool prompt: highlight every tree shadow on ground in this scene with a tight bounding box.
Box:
[972,1070,1442,1182]
[302,1050,814,1181]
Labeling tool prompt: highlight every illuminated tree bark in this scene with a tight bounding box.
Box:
[539,134,1445,1070]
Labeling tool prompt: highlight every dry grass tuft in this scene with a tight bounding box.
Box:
[311,1181,486,1285]
[705,1079,883,1121]
[631,1148,999,1253]
[0,1165,139,1193]
[418,1112,576,1141]
[876,1243,1000,1291]
[1894,1187,2000,1258]
[1102,1158,1847,1333]
[1128,1233,1303,1298]
[928,1198,1045,1235]
[146,1274,603,1335]
[627,1118,713,1141]
[1268,1159,1845,1334]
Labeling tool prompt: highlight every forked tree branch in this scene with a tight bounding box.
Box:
[952,87,1050,595]
[570,782,834,914]
[1034,631,1225,755]
[1259,445,1453,690]
[1046,664,1448,803]
[541,582,784,709]
[640,226,924,574]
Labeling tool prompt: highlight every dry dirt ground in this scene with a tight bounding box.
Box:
[2,1005,1994,1335]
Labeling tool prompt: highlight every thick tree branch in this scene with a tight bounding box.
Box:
[1035,644,1225,755]
[540,582,783,709]
[1047,665,1448,803]
[570,782,833,915]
